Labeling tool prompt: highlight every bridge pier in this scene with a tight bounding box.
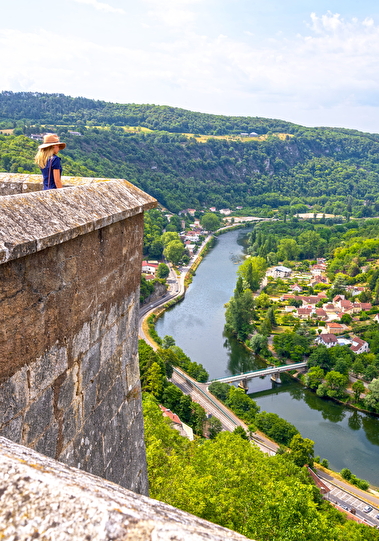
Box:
[238,378,249,392]
[270,372,281,384]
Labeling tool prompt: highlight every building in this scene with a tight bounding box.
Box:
[159,405,194,440]
[142,261,159,274]
[270,265,292,278]
[325,322,345,334]
[316,334,338,347]
[350,336,370,354]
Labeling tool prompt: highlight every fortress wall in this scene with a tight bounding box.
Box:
[0,437,249,540]
[0,176,156,495]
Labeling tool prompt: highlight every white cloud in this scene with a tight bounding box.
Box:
[72,0,125,15]
[144,0,203,28]
[2,12,379,131]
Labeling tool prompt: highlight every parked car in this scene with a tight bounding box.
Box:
[363,505,373,513]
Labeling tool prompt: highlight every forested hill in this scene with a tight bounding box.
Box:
[0,90,301,135]
[2,91,379,213]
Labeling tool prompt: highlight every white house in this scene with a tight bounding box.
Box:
[270,265,292,278]
[350,337,370,355]
[316,334,338,348]
[142,261,159,274]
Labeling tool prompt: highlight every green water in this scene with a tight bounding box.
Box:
[156,229,379,486]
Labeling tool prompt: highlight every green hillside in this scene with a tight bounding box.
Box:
[2,91,379,214]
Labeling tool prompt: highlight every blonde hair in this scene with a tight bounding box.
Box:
[34,146,56,169]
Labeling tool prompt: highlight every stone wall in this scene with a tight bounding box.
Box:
[0,176,156,495]
[0,437,249,540]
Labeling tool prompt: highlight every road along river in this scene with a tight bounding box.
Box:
[156,228,379,487]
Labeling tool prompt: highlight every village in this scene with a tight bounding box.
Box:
[265,259,377,357]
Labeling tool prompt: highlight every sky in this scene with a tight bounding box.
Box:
[2,1,379,132]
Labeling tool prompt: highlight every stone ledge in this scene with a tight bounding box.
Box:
[0,178,156,264]
[0,437,249,540]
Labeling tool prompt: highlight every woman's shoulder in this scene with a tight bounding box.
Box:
[51,155,61,167]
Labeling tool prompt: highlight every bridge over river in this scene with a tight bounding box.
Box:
[208,362,307,389]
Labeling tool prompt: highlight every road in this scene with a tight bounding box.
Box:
[317,470,379,527]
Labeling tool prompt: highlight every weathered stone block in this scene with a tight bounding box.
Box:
[57,364,79,411]
[71,322,90,361]
[24,388,54,445]
[0,414,23,441]
[83,380,97,420]
[0,366,28,424]
[61,400,82,448]
[34,421,59,458]
[29,345,68,400]
[99,325,118,367]
[81,342,100,389]
[96,355,121,406]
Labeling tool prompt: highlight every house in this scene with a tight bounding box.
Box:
[219,209,231,216]
[209,207,217,212]
[310,265,327,276]
[240,132,249,136]
[325,322,345,334]
[290,283,302,292]
[295,307,314,319]
[159,406,194,440]
[316,333,338,348]
[360,303,372,312]
[345,285,366,296]
[339,300,354,314]
[281,294,296,301]
[249,132,258,136]
[311,275,328,287]
[315,308,328,320]
[350,337,370,355]
[374,314,379,323]
[68,131,82,136]
[298,295,320,305]
[180,208,196,216]
[142,261,159,274]
[270,265,292,278]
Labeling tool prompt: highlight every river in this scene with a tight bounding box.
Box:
[156,228,379,487]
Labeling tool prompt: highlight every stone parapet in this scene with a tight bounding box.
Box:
[0,175,156,495]
[0,177,156,263]
[0,437,249,540]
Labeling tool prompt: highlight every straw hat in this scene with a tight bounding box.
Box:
[38,133,66,149]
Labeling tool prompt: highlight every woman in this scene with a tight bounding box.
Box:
[34,133,66,190]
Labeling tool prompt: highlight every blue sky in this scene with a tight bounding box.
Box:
[2,1,379,132]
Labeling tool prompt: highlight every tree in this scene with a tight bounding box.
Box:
[352,380,365,402]
[156,262,170,279]
[324,370,348,398]
[255,292,271,309]
[144,361,166,399]
[304,366,324,390]
[266,306,277,327]
[249,333,268,355]
[164,240,185,265]
[225,386,260,424]
[288,434,315,467]
[277,238,299,261]
[207,417,223,439]
[162,335,176,349]
[364,378,379,412]
[233,426,249,440]
[161,231,181,246]
[208,381,230,402]
[201,212,220,231]
[225,289,256,341]
[237,256,267,292]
